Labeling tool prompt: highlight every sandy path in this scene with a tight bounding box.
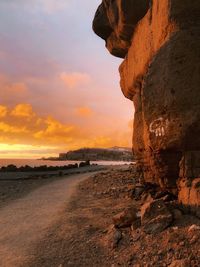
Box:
[0,173,92,267]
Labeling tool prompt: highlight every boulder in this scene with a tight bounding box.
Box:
[169,259,189,267]
[141,199,173,234]
[188,224,200,232]
[106,225,122,249]
[178,178,200,217]
[172,209,183,220]
[112,206,138,228]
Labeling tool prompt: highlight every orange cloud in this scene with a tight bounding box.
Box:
[34,116,75,143]
[0,103,132,157]
[76,106,93,117]
[11,104,35,118]
[0,74,30,104]
[0,122,28,134]
[60,72,91,89]
[0,105,8,118]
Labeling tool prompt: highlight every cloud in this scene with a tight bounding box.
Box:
[0,104,76,147]
[0,122,28,134]
[60,72,91,89]
[34,116,75,143]
[0,74,30,105]
[0,103,132,157]
[76,107,94,117]
[11,104,35,118]
[0,105,8,118]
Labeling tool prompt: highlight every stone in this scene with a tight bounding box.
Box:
[141,199,173,234]
[134,184,145,199]
[106,225,122,249]
[131,217,141,230]
[188,224,200,232]
[178,178,200,217]
[169,259,189,267]
[112,206,138,228]
[131,228,141,242]
[172,209,183,220]
[140,192,153,204]
[190,235,198,244]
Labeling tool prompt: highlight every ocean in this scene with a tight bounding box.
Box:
[0,159,133,168]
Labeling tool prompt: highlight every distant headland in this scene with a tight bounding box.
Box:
[41,147,133,162]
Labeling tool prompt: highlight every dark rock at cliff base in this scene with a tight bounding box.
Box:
[106,225,122,249]
[141,199,173,234]
[178,178,200,218]
[113,206,138,228]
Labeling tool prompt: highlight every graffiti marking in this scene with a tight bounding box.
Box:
[149,117,169,137]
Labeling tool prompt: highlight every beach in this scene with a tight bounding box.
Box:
[0,164,106,208]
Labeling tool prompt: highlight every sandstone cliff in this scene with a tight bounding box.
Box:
[93,0,200,214]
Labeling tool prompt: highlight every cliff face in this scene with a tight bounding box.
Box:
[93,0,200,212]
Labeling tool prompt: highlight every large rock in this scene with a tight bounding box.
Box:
[178,178,200,217]
[106,225,122,249]
[112,206,138,228]
[93,0,200,209]
[141,199,173,234]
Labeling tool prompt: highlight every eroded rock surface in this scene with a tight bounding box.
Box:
[141,199,173,234]
[93,0,149,58]
[93,0,200,210]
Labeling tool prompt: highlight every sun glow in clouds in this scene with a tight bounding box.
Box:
[0,143,58,159]
[0,0,133,158]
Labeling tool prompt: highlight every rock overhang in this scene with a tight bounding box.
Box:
[92,0,150,58]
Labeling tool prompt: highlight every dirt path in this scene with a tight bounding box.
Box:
[27,167,200,267]
[0,173,93,267]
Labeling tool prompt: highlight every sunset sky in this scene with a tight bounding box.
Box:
[0,0,133,159]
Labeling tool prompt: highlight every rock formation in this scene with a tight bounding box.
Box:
[93,0,200,213]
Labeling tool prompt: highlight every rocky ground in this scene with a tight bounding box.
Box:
[26,166,200,267]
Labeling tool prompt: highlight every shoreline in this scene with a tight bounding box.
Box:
[0,165,104,181]
[0,165,108,209]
